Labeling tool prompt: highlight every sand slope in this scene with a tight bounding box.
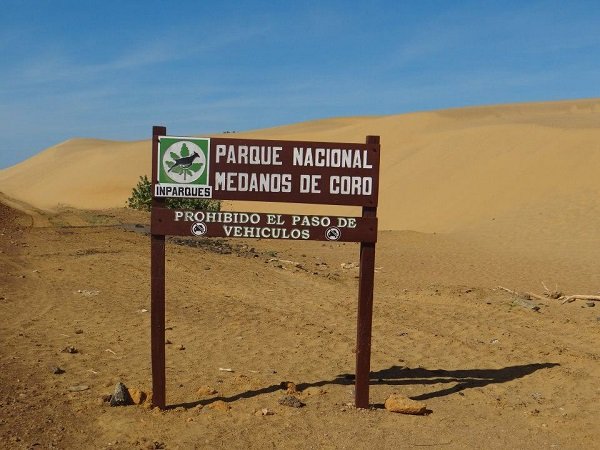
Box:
[1,98,599,237]
[0,138,150,210]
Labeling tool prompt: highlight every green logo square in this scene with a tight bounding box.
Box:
[158,137,210,185]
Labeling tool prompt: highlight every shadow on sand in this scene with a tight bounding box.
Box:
[170,362,559,409]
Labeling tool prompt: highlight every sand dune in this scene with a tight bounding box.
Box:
[0,138,150,210]
[1,98,599,239]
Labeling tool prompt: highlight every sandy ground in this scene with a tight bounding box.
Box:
[1,202,599,450]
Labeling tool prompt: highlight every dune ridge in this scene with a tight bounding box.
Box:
[1,98,599,239]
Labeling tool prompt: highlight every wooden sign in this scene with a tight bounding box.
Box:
[150,126,380,410]
[154,136,379,206]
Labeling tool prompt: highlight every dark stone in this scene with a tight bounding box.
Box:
[52,367,65,375]
[110,382,132,407]
[278,395,305,408]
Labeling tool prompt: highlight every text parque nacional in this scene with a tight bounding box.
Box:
[213,144,374,195]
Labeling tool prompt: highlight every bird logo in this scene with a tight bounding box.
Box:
[161,140,208,184]
[168,151,200,173]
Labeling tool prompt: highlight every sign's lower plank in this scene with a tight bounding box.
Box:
[151,207,377,243]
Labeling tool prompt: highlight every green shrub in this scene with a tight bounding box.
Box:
[127,175,221,211]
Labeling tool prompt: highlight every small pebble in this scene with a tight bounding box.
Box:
[256,408,274,416]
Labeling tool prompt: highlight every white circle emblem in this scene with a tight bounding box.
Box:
[325,227,341,241]
[191,222,207,236]
[162,141,206,184]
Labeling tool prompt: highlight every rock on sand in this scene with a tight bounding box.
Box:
[384,394,428,415]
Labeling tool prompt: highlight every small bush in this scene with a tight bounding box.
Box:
[127,175,221,211]
[127,175,153,211]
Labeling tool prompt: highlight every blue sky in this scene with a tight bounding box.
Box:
[1,0,599,168]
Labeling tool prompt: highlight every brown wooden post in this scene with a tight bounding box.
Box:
[355,135,379,409]
[151,125,167,409]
